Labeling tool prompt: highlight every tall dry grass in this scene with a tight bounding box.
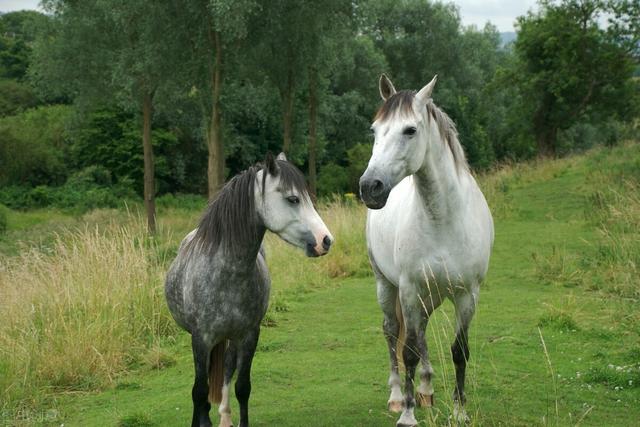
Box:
[0,219,177,410]
[585,174,640,299]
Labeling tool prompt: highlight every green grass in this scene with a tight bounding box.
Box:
[1,144,640,426]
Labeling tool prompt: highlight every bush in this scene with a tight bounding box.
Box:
[0,167,137,212]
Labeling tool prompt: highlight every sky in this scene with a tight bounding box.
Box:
[0,0,539,32]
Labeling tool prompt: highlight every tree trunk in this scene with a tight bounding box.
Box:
[281,67,294,154]
[307,66,318,196]
[536,126,557,158]
[142,92,156,234]
[207,30,225,200]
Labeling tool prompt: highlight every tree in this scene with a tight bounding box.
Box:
[513,0,639,156]
[301,1,353,195]
[178,0,256,199]
[33,1,184,233]
[250,1,314,155]
[0,11,50,80]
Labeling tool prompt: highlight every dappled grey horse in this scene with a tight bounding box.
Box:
[165,153,333,427]
[360,75,494,426]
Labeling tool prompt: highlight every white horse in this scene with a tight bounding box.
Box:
[359,75,494,426]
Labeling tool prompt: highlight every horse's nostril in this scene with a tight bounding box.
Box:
[322,235,332,250]
[371,179,384,196]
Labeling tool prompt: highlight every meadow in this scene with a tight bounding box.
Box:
[1,143,639,426]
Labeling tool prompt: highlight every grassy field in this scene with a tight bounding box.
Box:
[1,144,639,426]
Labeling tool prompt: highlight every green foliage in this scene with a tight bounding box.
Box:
[317,163,349,196]
[0,78,39,116]
[0,166,137,212]
[0,11,50,80]
[0,203,7,235]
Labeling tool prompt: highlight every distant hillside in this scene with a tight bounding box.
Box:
[500,32,517,47]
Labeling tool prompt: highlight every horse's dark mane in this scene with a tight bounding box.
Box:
[190,159,309,256]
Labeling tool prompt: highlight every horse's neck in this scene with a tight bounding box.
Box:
[412,125,465,222]
[222,225,266,267]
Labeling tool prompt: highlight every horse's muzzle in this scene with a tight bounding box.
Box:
[305,234,332,257]
[359,175,391,209]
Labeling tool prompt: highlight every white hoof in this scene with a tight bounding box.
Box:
[218,414,233,427]
[396,411,418,427]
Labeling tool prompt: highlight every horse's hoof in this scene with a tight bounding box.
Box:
[450,403,470,425]
[417,392,434,407]
[218,415,233,427]
[387,400,404,413]
[396,412,418,427]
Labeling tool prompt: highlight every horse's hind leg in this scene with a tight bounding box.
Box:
[451,288,478,423]
[218,342,237,427]
[191,334,213,427]
[376,275,403,412]
[235,328,259,427]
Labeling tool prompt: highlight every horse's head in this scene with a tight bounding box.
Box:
[359,74,438,209]
[256,152,333,257]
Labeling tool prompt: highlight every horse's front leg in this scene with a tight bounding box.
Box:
[235,328,260,427]
[397,280,437,427]
[191,334,213,427]
[376,276,403,412]
[451,289,478,423]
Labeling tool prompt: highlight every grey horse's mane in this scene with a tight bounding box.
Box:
[189,159,309,256]
[375,90,469,172]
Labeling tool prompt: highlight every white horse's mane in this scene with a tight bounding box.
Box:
[425,100,469,172]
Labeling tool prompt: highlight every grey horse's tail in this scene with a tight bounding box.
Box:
[208,341,226,404]
[396,296,406,369]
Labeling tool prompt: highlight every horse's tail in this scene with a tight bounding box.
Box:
[208,340,226,404]
[395,295,406,370]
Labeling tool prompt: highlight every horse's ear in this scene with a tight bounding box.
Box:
[379,74,396,101]
[265,152,279,176]
[416,75,437,105]
[276,152,287,162]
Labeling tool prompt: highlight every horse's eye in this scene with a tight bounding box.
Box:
[286,196,300,205]
[403,126,417,136]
